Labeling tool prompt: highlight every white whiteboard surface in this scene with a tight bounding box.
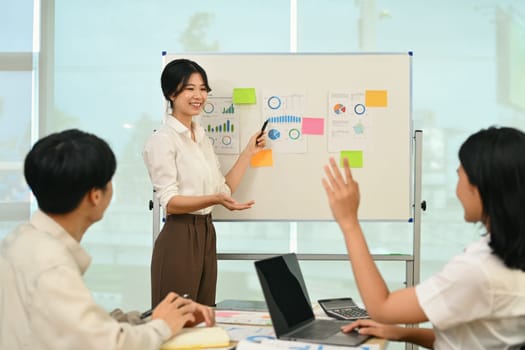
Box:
[164,53,413,221]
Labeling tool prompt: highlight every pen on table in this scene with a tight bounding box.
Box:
[256,119,269,145]
[140,293,190,320]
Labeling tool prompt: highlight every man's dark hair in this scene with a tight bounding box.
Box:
[24,129,117,214]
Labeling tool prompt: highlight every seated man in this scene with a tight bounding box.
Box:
[0,129,214,350]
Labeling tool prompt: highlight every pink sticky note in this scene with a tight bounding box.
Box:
[302,117,324,135]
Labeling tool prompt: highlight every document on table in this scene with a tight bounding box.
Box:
[221,324,275,342]
[236,338,380,350]
[215,310,272,326]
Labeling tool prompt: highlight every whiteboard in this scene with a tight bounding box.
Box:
[163,53,413,221]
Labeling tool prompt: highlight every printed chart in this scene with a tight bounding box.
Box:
[262,93,307,154]
[200,96,241,154]
[327,90,388,153]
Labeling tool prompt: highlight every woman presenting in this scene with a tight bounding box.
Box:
[143,59,265,307]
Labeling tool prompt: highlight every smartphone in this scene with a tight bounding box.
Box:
[318,297,370,321]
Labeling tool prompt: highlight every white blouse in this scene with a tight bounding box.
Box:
[416,236,525,349]
[143,115,231,215]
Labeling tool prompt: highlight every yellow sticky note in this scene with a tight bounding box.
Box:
[340,150,363,168]
[251,149,273,167]
[233,88,257,104]
[365,90,388,107]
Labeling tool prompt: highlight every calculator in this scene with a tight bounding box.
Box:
[318,297,370,321]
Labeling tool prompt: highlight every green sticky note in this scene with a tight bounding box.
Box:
[232,88,257,104]
[340,150,363,168]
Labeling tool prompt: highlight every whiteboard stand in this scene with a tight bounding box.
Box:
[413,130,423,287]
[406,129,423,350]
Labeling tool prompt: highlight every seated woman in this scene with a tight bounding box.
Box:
[322,126,525,349]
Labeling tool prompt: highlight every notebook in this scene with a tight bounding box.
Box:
[254,253,371,347]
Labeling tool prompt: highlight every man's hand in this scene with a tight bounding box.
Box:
[152,292,216,337]
[151,292,196,336]
[184,301,215,327]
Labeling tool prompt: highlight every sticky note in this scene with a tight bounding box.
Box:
[251,149,273,167]
[340,150,363,168]
[233,88,257,104]
[302,117,324,135]
[365,90,388,107]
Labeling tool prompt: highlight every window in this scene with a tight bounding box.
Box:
[27,1,525,329]
[0,0,34,240]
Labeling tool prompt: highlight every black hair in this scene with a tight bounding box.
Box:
[459,126,525,271]
[24,129,117,214]
[161,59,212,109]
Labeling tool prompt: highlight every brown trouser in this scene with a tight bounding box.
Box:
[151,213,217,308]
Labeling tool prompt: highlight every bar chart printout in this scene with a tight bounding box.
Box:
[200,96,241,154]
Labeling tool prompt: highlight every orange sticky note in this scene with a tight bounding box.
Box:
[251,149,273,167]
[365,90,388,107]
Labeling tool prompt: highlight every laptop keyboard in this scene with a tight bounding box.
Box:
[289,320,340,339]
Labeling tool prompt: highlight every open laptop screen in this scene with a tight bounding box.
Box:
[255,254,314,336]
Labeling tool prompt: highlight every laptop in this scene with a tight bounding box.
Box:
[254,253,371,347]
